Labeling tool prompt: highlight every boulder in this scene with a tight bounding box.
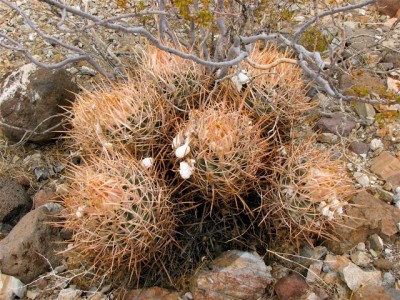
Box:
[326,191,400,254]
[190,250,272,300]
[0,63,78,143]
[0,177,31,226]
[370,151,400,187]
[0,206,65,283]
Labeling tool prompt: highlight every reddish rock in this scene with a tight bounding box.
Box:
[315,113,356,137]
[33,189,58,209]
[326,191,400,254]
[274,273,309,300]
[349,141,369,155]
[353,284,392,300]
[0,206,64,283]
[339,71,385,97]
[373,258,392,271]
[124,287,179,300]
[324,254,351,272]
[191,251,272,300]
[377,0,400,17]
[0,63,78,143]
[0,177,31,226]
[370,151,400,187]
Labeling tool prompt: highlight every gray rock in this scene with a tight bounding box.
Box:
[56,288,82,300]
[0,177,31,226]
[315,113,356,137]
[0,206,65,283]
[346,29,378,52]
[306,261,323,283]
[0,63,79,143]
[191,250,272,300]
[341,262,382,291]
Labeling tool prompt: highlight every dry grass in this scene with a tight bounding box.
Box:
[259,138,355,245]
[59,153,176,287]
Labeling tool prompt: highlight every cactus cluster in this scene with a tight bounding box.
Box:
[60,44,354,291]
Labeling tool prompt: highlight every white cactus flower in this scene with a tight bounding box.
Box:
[175,139,191,158]
[179,159,195,179]
[141,157,154,169]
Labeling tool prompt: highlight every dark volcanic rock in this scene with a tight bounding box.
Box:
[0,63,79,143]
[315,113,356,137]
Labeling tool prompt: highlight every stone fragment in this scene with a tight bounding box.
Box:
[56,287,82,300]
[324,254,351,272]
[350,251,372,267]
[345,29,378,52]
[0,206,65,283]
[387,77,400,94]
[33,189,58,209]
[349,141,369,155]
[326,191,400,254]
[354,102,376,124]
[354,172,369,187]
[374,259,392,271]
[0,177,31,226]
[376,0,400,17]
[375,187,393,203]
[0,63,79,143]
[191,250,272,300]
[369,234,384,252]
[125,287,180,300]
[306,261,323,283]
[315,113,356,137]
[274,273,309,300]
[341,262,382,291]
[0,274,26,299]
[370,138,384,151]
[297,246,327,268]
[353,284,392,300]
[370,151,400,186]
[316,132,338,144]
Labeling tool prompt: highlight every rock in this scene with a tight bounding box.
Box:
[297,246,328,268]
[316,132,338,144]
[315,113,356,137]
[386,288,400,299]
[339,70,385,96]
[324,254,351,272]
[374,259,392,271]
[326,191,400,254]
[387,77,400,94]
[353,284,392,300]
[354,172,370,187]
[383,272,396,288]
[369,234,384,252]
[0,177,31,226]
[306,261,323,283]
[346,29,378,52]
[370,138,384,151]
[125,287,180,300]
[341,262,382,291]
[382,50,400,69]
[190,250,272,300]
[274,273,309,300]
[349,141,369,155]
[350,251,372,267]
[56,287,82,300]
[33,189,58,209]
[376,0,400,17]
[0,274,26,299]
[0,206,65,283]
[0,63,78,143]
[371,151,400,187]
[375,187,393,203]
[354,102,376,124]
